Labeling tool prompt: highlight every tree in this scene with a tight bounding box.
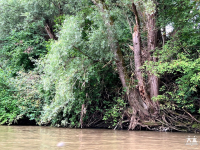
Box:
[91,0,162,129]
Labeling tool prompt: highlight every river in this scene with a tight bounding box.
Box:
[0,126,199,150]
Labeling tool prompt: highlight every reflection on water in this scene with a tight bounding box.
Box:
[0,126,199,150]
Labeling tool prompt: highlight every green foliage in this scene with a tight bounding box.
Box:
[0,0,25,38]
[0,0,199,131]
[147,0,200,113]
[71,62,121,127]
[103,97,127,128]
[53,15,66,33]
[9,71,44,123]
[153,53,200,113]
[0,69,20,124]
[0,68,47,125]
[0,28,46,75]
[37,12,123,127]
[38,15,85,125]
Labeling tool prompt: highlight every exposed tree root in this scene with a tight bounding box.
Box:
[123,105,200,133]
[80,103,200,133]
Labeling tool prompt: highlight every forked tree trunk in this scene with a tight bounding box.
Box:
[131,2,160,116]
[132,3,152,110]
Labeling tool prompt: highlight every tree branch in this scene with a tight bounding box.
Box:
[132,3,140,28]
[73,46,99,62]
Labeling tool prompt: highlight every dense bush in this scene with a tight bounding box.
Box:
[0,69,20,124]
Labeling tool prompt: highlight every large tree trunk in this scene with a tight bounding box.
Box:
[131,2,160,116]
[132,3,152,110]
[146,6,160,112]
[147,14,158,97]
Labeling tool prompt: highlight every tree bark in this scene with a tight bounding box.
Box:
[45,24,57,40]
[146,8,160,111]
[132,3,151,109]
[131,2,160,115]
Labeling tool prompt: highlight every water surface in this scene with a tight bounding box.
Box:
[0,126,199,150]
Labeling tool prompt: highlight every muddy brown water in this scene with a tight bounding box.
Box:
[0,126,199,150]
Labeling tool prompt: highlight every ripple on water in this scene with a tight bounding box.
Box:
[0,126,199,150]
